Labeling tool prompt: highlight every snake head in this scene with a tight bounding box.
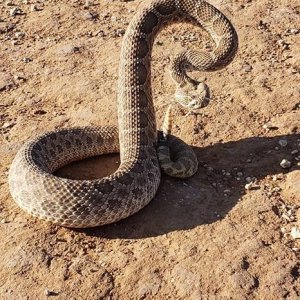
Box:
[175,81,210,110]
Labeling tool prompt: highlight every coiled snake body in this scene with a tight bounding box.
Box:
[9,0,238,227]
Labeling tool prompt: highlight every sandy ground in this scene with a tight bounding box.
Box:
[0,0,300,299]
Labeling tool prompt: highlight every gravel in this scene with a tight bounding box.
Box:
[280,159,292,169]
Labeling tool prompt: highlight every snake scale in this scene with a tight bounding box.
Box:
[8,0,238,228]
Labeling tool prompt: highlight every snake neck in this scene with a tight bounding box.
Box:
[117,0,238,164]
[117,1,179,164]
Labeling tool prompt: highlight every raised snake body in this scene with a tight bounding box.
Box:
[9,0,238,227]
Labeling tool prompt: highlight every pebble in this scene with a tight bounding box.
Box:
[245,182,260,190]
[280,159,292,169]
[291,150,299,155]
[277,39,289,50]
[13,74,26,81]
[291,227,300,239]
[84,0,91,8]
[290,28,299,34]
[83,11,98,20]
[262,123,278,131]
[242,64,252,72]
[10,7,23,16]
[245,177,252,183]
[272,174,283,181]
[44,290,58,297]
[2,122,15,129]
[58,44,80,55]
[272,187,281,193]
[22,57,32,63]
[278,139,288,147]
[30,4,38,12]
[116,28,125,36]
[95,30,105,37]
[15,32,25,38]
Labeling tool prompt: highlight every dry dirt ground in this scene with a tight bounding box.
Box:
[0,0,300,299]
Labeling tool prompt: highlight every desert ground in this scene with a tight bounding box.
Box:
[0,0,299,299]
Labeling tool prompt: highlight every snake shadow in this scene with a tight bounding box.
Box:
[72,133,300,239]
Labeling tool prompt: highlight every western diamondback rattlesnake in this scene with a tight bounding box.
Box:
[8,0,238,228]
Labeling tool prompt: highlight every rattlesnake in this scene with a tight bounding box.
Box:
[8,0,238,228]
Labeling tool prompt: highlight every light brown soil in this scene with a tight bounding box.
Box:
[0,0,300,299]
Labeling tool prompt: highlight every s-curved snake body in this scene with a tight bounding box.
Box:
[9,0,238,227]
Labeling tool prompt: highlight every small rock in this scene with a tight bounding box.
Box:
[22,57,32,63]
[272,174,283,181]
[11,40,19,46]
[44,289,58,297]
[291,227,300,239]
[272,187,281,193]
[277,39,289,49]
[30,4,38,12]
[263,123,279,131]
[15,31,25,38]
[278,139,288,147]
[242,64,252,72]
[245,177,252,183]
[83,11,98,20]
[2,122,15,129]
[84,0,91,9]
[58,44,81,55]
[10,7,23,16]
[116,28,125,36]
[245,182,260,190]
[290,28,299,34]
[280,159,292,169]
[291,150,299,155]
[13,74,26,81]
[95,30,105,37]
